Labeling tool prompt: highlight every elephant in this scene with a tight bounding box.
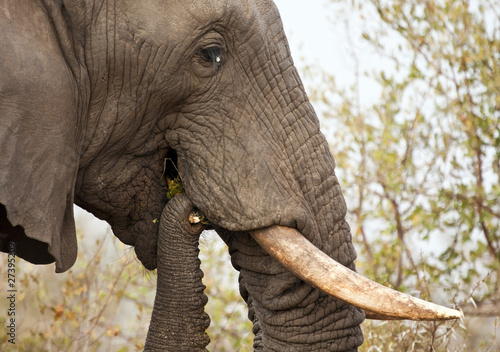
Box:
[0,0,461,351]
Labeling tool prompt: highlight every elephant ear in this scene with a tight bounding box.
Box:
[0,4,82,273]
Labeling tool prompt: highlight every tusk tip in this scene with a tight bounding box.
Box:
[365,306,463,321]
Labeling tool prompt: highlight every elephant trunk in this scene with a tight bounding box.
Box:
[218,223,365,351]
[215,116,460,350]
[144,195,210,351]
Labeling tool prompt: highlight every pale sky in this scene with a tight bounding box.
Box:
[273,1,386,113]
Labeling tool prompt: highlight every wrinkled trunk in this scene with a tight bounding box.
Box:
[206,94,366,349]
[144,195,210,351]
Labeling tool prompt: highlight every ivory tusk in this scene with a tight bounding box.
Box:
[250,225,462,321]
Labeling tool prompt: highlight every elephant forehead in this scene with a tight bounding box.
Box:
[122,0,279,40]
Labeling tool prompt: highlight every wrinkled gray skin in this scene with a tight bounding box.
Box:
[145,194,210,351]
[0,0,365,350]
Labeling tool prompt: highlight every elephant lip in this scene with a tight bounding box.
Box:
[249,225,463,321]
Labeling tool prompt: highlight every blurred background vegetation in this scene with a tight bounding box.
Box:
[1,0,499,350]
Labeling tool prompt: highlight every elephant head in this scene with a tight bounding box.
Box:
[0,0,460,350]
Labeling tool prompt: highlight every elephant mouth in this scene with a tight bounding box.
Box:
[188,213,462,321]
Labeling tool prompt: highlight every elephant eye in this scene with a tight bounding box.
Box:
[200,46,223,74]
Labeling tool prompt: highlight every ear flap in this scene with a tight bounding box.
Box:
[0,101,80,273]
[0,5,81,273]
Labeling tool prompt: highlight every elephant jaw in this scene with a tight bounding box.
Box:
[249,225,463,321]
